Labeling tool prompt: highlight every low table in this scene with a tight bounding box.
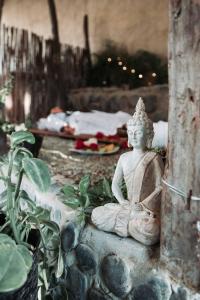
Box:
[30,128,127,145]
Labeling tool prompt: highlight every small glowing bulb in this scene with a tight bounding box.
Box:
[123,66,127,71]
[118,61,123,66]
[131,69,135,74]
[107,57,112,62]
[138,74,143,78]
[152,72,157,77]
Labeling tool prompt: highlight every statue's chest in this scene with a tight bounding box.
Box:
[122,155,143,177]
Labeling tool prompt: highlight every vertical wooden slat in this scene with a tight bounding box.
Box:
[0,23,88,123]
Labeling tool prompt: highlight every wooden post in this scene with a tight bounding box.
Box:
[161,0,200,290]
[48,0,60,45]
[0,0,4,24]
[47,0,67,109]
[83,14,92,70]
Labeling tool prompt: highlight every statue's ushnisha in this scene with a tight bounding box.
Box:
[91,98,164,245]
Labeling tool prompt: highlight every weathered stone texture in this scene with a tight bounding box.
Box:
[130,274,171,300]
[75,243,97,274]
[67,265,87,300]
[61,222,80,252]
[101,254,132,298]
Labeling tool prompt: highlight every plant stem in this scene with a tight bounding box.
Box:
[6,148,20,243]
[13,169,23,203]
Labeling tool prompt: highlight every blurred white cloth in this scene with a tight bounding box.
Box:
[38,112,69,132]
[37,111,130,136]
[68,111,131,136]
[37,111,168,148]
[152,121,168,148]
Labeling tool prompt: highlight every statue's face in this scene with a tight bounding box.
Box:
[127,125,147,149]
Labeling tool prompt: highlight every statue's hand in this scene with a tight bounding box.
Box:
[133,203,143,211]
[119,199,129,206]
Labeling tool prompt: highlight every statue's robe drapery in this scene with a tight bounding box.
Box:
[91,152,164,245]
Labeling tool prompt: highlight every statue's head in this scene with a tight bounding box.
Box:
[127,98,154,149]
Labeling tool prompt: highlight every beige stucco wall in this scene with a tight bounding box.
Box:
[2,0,168,57]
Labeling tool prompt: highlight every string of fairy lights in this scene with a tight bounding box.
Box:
[106,56,157,80]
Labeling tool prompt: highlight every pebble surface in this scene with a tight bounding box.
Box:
[39,136,123,185]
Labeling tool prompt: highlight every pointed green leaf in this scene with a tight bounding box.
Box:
[79,175,90,195]
[84,194,90,208]
[40,220,60,234]
[61,185,76,198]
[17,245,33,271]
[0,235,33,292]
[103,177,113,198]
[0,234,16,246]
[79,194,90,208]
[56,247,64,278]
[34,206,51,220]
[20,190,37,210]
[10,130,35,147]
[63,197,80,209]
[22,158,51,192]
[0,247,29,292]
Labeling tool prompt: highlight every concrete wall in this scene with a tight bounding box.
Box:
[2,0,168,56]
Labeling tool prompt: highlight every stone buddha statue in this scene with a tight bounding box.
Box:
[91,98,164,246]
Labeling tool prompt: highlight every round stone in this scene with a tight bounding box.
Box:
[67,265,87,300]
[101,254,132,298]
[170,287,188,300]
[88,288,112,300]
[61,222,79,252]
[131,275,171,300]
[75,243,97,274]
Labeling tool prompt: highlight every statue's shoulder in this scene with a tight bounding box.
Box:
[148,151,164,169]
[118,151,132,163]
[148,151,160,158]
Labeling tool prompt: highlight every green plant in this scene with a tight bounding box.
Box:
[0,130,64,295]
[0,234,32,293]
[0,75,14,107]
[61,175,117,223]
[0,75,14,128]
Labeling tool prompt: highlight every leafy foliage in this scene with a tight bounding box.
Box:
[0,130,64,296]
[61,175,117,222]
[0,234,32,292]
[10,130,35,147]
[0,75,14,107]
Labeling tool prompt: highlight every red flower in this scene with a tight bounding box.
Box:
[96,132,105,139]
[108,134,120,140]
[89,143,99,151]
[75,139,85,149]
[121,140,128,149]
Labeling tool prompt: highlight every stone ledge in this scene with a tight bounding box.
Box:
[80,224,159,264]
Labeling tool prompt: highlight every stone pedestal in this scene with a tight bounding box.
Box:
[61,223,200,300]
